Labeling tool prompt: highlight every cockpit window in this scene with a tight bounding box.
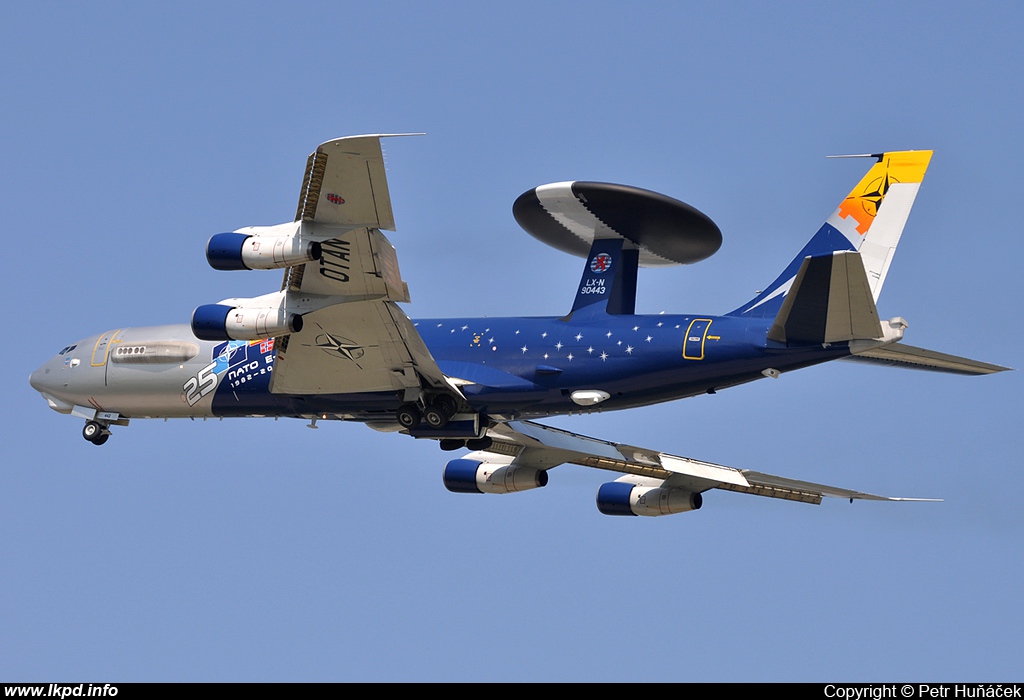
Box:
[57,344,77,355]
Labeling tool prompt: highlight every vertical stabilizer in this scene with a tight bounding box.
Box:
[731,150,932,318]
[568,238,640,317]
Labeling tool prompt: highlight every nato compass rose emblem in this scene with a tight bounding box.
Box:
[305,324,369,367]
[590,253,612,273]
[851,169,900,219]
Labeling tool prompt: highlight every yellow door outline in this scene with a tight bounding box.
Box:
[91,329,123,367]
[682,319,712,360]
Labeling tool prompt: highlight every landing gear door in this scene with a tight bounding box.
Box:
[683,319,712,360]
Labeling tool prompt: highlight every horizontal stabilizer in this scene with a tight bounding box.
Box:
[844,343,1011,375]
[768,251,882,344]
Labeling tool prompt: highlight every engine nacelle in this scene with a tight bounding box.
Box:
[443,452,549,494]
[206,223,321,271]
[191,303,302,341]
[596,477,702,517]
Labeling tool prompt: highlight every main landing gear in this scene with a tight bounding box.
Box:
[82,420,111,446]
[396,394,459,430]
[396,404,421,429]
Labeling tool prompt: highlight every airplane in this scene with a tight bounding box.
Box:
[28,135,1009,517]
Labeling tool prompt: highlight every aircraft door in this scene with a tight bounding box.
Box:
[90,329,122,367]
[682,319,712,360]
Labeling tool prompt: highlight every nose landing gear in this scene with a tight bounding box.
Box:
[82,420,111,446]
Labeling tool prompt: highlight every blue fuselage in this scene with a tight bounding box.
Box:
[203,311,845,420]
[30,311,850,424]
[411,312,843,415]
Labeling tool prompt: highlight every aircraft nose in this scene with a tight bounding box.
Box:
[29,355,78,413]
[29,361,53,393]
[30,364,49,390]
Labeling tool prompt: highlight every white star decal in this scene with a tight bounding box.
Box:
[587,346,594,354]
[567,353,574,361]
[554,341,563,351]
[461,325,468,331]
[625,345,634,354]
[657,322,664,327]
[515,330,520,335]
[488,337,494,344]
[600,351,608,361]
[606,331,613,338]
[633,325,639,331]
[645,335,653,342]
[617,340,622,346]
[543,353,549,359]
[541,332,548,338]
[575,333,583,341]
[521,345,528,353]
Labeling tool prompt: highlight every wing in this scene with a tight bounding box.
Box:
[293,134,398,229]
[485,420,938,504]
[269,135,450,398]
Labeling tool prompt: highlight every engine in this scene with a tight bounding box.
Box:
[191,292,302,341]
[443,452,549,494]
[206,223,321,271]
[596,476,702,517]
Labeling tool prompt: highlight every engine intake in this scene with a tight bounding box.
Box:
[192,303,302,341]
[444,453,548,494]
[597,478,702,517]
[206,224,321,271]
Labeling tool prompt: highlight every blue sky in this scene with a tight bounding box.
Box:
[2,1,1021,681]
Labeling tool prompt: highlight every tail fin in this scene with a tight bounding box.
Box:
[567,237,639,318]
[731,150,933,317]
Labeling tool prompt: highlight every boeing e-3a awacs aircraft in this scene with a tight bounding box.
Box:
[29,136,1008,516]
